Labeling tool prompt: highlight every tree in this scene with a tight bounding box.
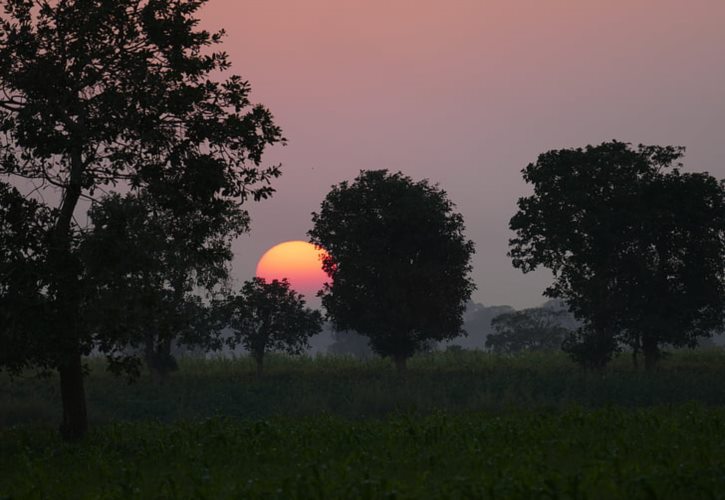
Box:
[0,0,283,439]
[509,141,725,370]
[225,278,323,377]
[309,170,475,374]
[486,308,569,354]
[80,190,246,382]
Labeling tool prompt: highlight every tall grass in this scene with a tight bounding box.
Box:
[3,349,725,427]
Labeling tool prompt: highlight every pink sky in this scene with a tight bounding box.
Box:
[200,0,725,308]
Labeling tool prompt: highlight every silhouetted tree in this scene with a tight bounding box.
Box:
[80,191,246,382]
[486,308,569,354]
[0,0,282,439]
[309,170,475,374]
[226,278,323,377]
[509,141,725,370]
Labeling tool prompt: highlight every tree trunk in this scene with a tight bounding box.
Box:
[52,145,88,440]
[145,335,175,384]
[58,347,87,441]
[394,356,407,376]
[255,355,264,378]
[145,336,163,385]
[642,336,659,372]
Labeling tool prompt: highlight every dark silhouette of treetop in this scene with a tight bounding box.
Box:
[0,0,283,439]
[309,170,475,374]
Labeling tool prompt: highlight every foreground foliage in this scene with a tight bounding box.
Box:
[2,407,724,499]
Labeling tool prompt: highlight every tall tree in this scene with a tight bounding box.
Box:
[309,170,475,374]
[80,191,246,382]
[509,141,725,370]
[225,278,323,377]
[0,0,283,439]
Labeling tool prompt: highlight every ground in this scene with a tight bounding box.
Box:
[2,350,725,498]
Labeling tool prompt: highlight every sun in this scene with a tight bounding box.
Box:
[256,241,329,298]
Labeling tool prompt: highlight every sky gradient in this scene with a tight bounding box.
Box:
[200,0,725,308]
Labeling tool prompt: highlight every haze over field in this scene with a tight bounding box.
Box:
[197,0,725,308]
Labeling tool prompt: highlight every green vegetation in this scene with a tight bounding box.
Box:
[4,351,725,498]
[2,407,725,499]
[4,350,725,426]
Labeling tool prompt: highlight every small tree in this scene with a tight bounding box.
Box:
[309,170,475,374]
[509,141,725,370]
[486,308,569,354]
[226,278,323,377]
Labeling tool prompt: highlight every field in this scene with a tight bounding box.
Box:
[3,350,725,498]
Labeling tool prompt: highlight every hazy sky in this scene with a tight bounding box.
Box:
[199,0,725,309]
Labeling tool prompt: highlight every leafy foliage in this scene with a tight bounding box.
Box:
[309,170,475,370]
[0,0,283,438]
[0,0,283,207]
[80,191,247,380]
[0,181,55,374]
[225,278,323,375]
[509,141,725,369]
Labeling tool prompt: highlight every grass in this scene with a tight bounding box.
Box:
[3,350,725,498]
[4,349,725,427]
[2,407,725,499]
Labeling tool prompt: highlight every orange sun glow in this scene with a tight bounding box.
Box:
[255,241,329,298]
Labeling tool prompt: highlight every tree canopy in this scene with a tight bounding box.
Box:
[0,181,54,373]
[225,278,323,377]
[0,0,283,439]
[309,170,475,373]
[509,141,725,369]
[80,190,247,381]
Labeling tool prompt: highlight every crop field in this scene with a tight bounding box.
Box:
[4,349,725,426]
[2,408,725,499]
[3,350,725,498]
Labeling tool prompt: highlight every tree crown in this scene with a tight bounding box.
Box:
[309,169,475,360]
